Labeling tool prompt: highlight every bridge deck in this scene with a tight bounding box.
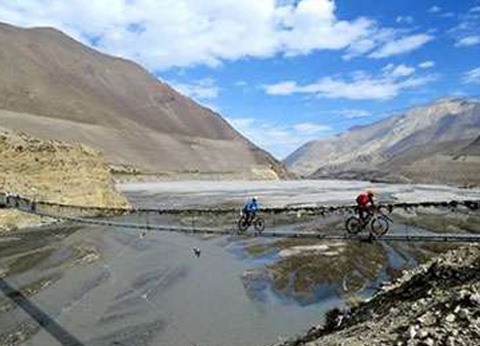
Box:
[8,210,480,244]
[3,195,480,243]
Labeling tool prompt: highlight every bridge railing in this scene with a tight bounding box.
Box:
[2,191,480,237]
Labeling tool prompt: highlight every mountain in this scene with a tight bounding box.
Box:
[285,98,480,185]
[0,22,289,180]
[458,135,480,156]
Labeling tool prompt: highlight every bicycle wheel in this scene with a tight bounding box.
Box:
[345,216,362,234]
[254,217,265,233]
[237,216,249,233]
[371,216,389,237]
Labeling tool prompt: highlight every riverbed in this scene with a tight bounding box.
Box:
[1,180,480,346]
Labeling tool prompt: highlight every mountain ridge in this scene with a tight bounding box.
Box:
[285,97,480,185]
[0,21,290,180]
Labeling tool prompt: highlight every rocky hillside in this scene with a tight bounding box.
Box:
[458,135,480,156]
[0,127,129,231]
[0,22,288,180]
[276,245,480,346]
[285,98,480,185]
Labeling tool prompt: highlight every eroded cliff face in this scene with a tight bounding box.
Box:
[0,128,129,231]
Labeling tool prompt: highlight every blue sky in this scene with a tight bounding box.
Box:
[1,0,480,158]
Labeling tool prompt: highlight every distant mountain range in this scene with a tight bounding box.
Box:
[0,22,289,180]
[285,98,480,186]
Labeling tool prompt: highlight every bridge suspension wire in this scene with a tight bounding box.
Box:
[2,191,480,218]
[2,193,480,243]
[4,205,480,244]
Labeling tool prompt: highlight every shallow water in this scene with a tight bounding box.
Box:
[119,179,480,208]
[1,180,479,346]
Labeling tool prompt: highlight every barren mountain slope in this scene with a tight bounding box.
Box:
[0,22,287,179]
[286,98,480,184]
[458,135,480,156]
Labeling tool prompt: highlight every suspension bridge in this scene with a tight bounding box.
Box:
[2,192,480,243]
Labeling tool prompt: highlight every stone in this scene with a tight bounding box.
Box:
[458,309,469,320]
[470,293,480,306]
[424,338,435,346]
[447,336,456,346]
[446,314,456,323]
[408,325,418,339]
[418,329,429,339]
[390,307,399,315]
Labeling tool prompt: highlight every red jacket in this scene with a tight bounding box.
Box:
[356,193,373,206]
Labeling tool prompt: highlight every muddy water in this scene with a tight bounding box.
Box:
[1,181,480,346]
[0,225,343,346]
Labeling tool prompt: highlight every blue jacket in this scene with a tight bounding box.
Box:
[243,199,259,213]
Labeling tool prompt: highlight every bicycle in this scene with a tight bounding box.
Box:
[345,206,392,238]
[237,212,265,234]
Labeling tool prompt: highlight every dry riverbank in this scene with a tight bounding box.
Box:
[274,245,480,346]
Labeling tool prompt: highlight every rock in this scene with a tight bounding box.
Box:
[408,325,418,339]
[446,314,456,323]
[458,309,469,320]
[470,293,480,306]
[447,336,456,346]
[418,329,429,339]
[424,338,435,346]
[272,245,480,346]
[0,129,129,232]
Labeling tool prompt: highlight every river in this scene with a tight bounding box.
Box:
[1,180,480,346]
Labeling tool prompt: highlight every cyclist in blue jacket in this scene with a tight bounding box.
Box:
[243,196,259,224]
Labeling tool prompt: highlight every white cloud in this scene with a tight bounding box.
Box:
[463,67,480,84]
[169,78,219,100]
[226,118,331,158]
[0,0,434,70]
[428,6,442,14]
[336,109,372,118]
[369,34,433,58]
[293,123,331,134]
[344,28,433,60]
[263,81,298,96]
[449,9,480,48]
[471,6,480,13]
[264,66,435,101]
[418,61,435,69]
[383,64,416,78]
[440,12,455,18]
[456,35,480,46]
[396,16,414,24]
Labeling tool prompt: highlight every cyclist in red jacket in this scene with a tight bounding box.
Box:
[356,191,375,224]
